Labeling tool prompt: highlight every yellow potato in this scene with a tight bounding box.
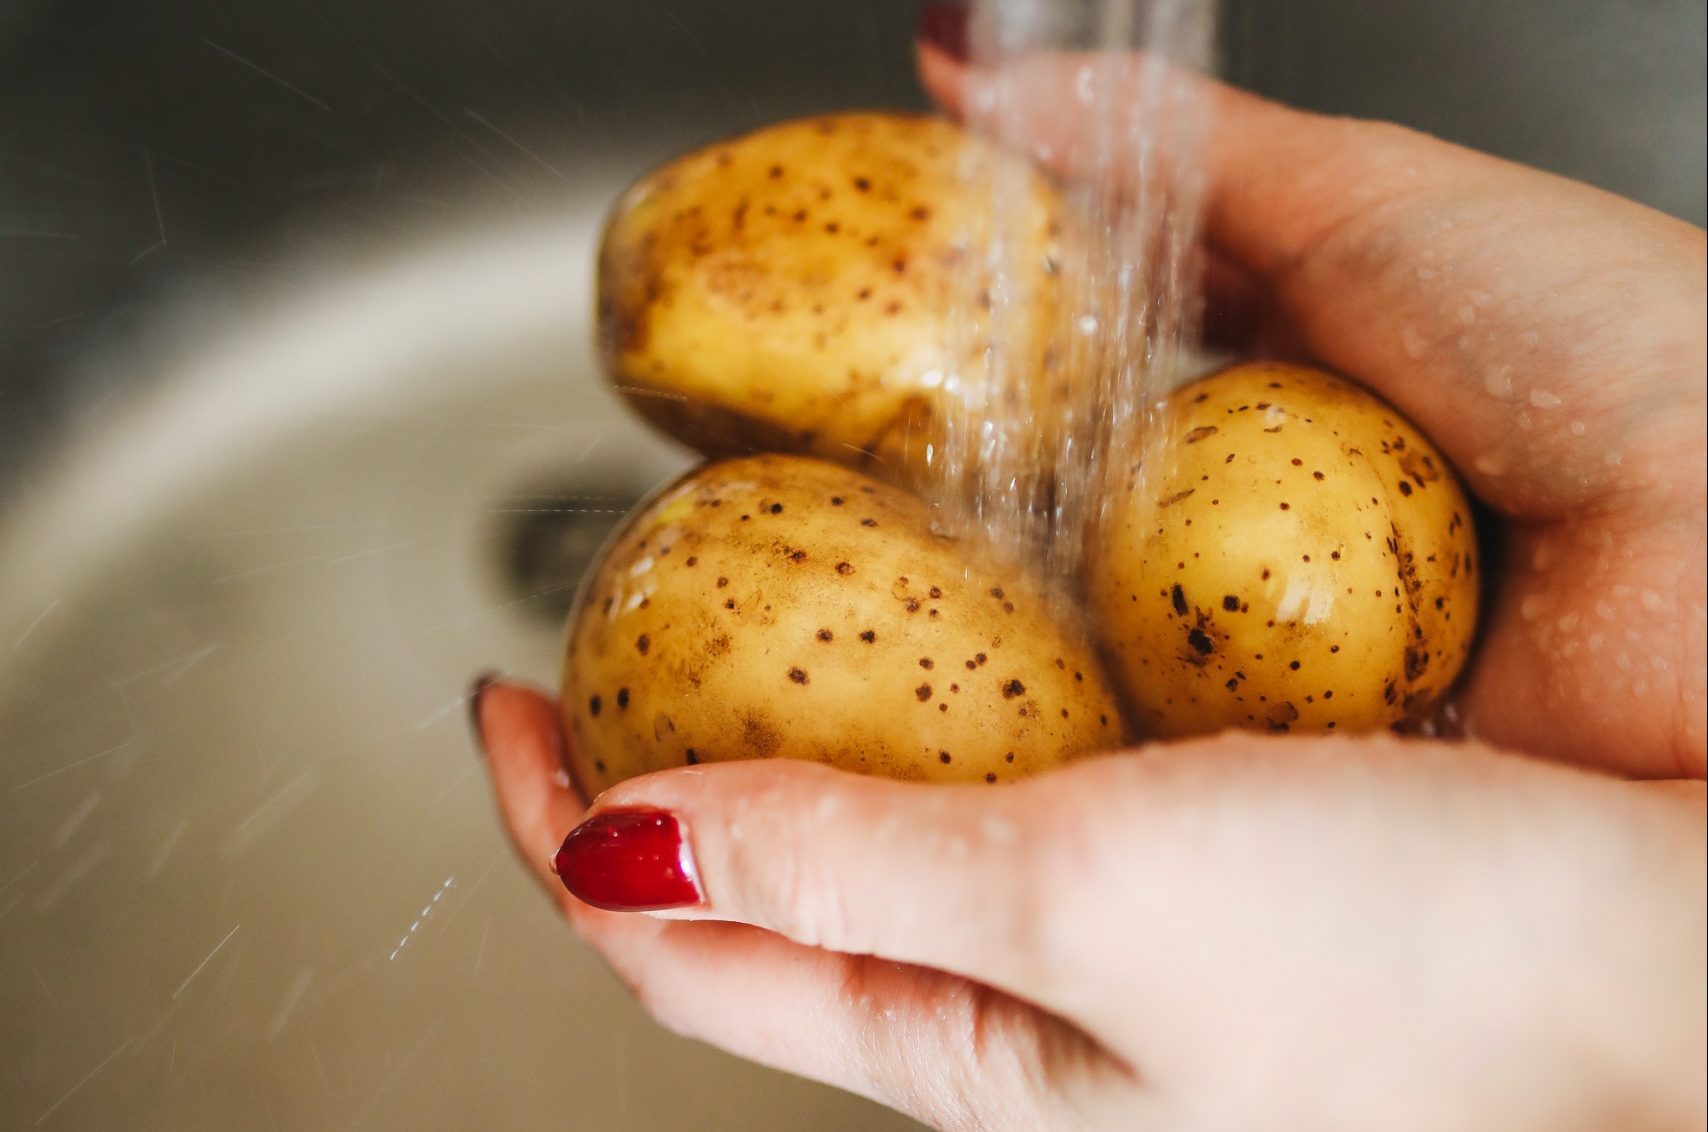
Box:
[562,454,1125,791]
[596,112,1067,487]
[1087,362,1480,737]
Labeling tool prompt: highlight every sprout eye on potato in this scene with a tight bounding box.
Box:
[1086,362,1480,738]
[596,112,1068,488]
[562,454,1128,792]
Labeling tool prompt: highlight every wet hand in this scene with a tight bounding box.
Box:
[918,20,1706,780]
[474,680,1704,1131]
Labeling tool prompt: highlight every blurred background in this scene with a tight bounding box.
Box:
[1,2,1702,1128]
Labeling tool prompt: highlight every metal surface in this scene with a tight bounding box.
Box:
[1,1,1702,1128]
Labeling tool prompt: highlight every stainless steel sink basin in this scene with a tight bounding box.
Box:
[0,201,918,1129]
[1,1,1701,1128]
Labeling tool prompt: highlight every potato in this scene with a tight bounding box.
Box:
[1087,362,1480,737]
[596,112,1068,487]
[562,453,1126,790]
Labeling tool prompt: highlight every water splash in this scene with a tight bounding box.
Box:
[933,0,1215,604]
[388,876,454,961]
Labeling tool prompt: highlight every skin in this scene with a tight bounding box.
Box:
[473,43,1707,1132]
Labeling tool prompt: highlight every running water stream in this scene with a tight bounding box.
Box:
[934,0,1216,605]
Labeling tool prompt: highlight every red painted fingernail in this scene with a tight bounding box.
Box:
[554,809,701,912]
[467,671,500,756]
[916,3,969,63]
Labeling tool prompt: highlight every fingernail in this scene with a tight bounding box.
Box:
[916,2,969,64]
[467,671,500,756]
[553,809,701,912]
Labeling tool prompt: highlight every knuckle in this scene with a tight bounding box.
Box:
[1009,785,1132,983]
[720,773,870,952]
[842,964,1049,1132]
[744,842,859,952]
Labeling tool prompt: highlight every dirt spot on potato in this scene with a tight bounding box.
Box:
[741,713,782,756]
[1266,702,1299,731]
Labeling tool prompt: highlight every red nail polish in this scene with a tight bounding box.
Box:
[554,810,701,912]
[467,671,500,755]
[916,3,969,63]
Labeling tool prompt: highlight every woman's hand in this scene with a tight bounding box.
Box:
[916,24,1706,781]
[471,19,1706,1132]
[475,689,1703,1131]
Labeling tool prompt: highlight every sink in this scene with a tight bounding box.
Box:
[1,1,1700,1127]
[0,206,913,1128]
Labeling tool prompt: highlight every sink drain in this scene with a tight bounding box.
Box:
[491,477,647,627]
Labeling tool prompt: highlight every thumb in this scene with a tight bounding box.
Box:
[552,758,1079,1010]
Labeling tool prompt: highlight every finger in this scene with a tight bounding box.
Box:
[472,677,586,896]
[556,758,1072,1010]
[473,683,1117,1126]
[1201,247,1307,358]
[918,39,1707,522]
[566,908,1105,1130]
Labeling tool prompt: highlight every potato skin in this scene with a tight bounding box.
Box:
[596,113,1066,486]
[1088,362,1480,737]
[563,454,1125,790]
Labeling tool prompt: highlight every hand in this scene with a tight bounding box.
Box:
[471,21,1707,1132]
[915,21,1706,781]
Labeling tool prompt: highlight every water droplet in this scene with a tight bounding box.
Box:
[1528,388,1562,409]
[1401,326,1429,359]
[1483,365,1513,399]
